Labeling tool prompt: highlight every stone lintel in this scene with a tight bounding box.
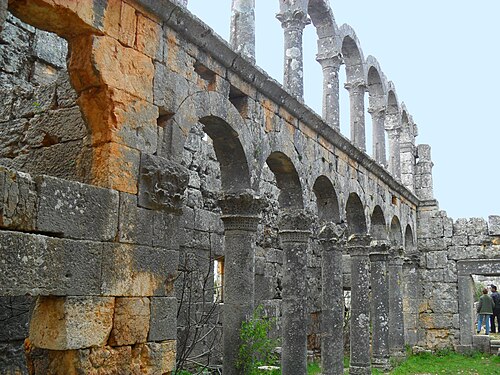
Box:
[457,259,500,276]
[279,229,310,244]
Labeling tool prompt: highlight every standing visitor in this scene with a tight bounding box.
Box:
[477,288,495,335]
[490,285,500,333]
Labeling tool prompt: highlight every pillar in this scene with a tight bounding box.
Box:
[344,80,367,151]
[279,209,313,375]
[319,223,346,375]
[276,8,310,99]
[348,234,372,375]
[388,246,405,357]
[317,53,342,131]
[385,113,401,180]
[370,240,390,370]
[415,144,434,201]
[219,192,262,375]
[402,254,420,346]
[368,106,387,167]
[230,0,255,62]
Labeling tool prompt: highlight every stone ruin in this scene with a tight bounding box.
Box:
[0,0,499,374]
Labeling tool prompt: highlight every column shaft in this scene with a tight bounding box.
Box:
[370,243,390,369]
[230,0,255,62]
[386,126,401,180]
[345,81,367,151]
[388,247,405,357]
[220,193,261,375]
[400,143,416,192]
[277,11,310,99]
[318,55,342,131]
[348,235,372,375]
[370,108,387,166]
[319,224,346,375]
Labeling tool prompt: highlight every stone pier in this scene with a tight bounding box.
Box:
[230,0,255,62]
[345,80,367,152]
[317,54,342,131]
[348,234,372,375]
[319,223,346,375]
[219,192,262,375]
[388,246,406,357]
[370,240,390,370]
[279,210,313,375]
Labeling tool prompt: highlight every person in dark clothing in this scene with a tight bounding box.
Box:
[490,285,500,333]
[477,288,495,335]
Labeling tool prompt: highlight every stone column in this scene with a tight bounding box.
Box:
[370,240,390,370]
[319,223,346,375]
[219,192,262,375]
[385,111,401,180]
[368,106,387,167]
[279,209,313,375]
[457,274,475,352]
[276,8,310,99]
[345,80,367,151]
[348,234,372,375]
[402,254,420,346]
[230,0,255,62]
[388,246,405,357]
[317,53,342,131]
[400,142,416,192]
[415,144,434,201]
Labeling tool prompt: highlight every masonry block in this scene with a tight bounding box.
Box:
[0,231,102,296]
[0,296,32,341]
[37,175,119,241]
[29,296,115,350]
[0,167,37,230]
[472,335,490,353]
[33,28,67,68]
[118,192,154,246]
[109,297,150,346]
[489,215,500,236]
[148,297,177,341]
[0,342,28,375]
[131,341,176,374]
[101,243,178,296]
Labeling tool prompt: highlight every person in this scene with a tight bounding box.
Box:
[490,285,500,333]
[477,288,495,335]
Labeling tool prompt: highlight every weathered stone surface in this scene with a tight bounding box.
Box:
[0,167,37,230]
[0,0,7,32]
[118,192,154,245]
[37,175,119,241]
[33,28,67,68]
[0,296,32,341]
[489,215,500,236]
[154,62,191,114]
[0,342,28,375]
[29,296,115,350]
[109,297,150,346]
[131,341,176,374]
[148,297,177,341]
[138,153,189,213]
[0,231,103,296]
[101,243,178,296]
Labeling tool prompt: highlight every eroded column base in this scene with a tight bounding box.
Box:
[372,356,391,371]
[349,364,371,375]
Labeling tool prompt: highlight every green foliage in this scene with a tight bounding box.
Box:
[236,306,279,375]
[306,361,321,375]
[475,281,486,302]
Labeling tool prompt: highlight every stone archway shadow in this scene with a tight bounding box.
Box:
[457,259,500,352]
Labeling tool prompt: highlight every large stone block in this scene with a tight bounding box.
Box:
[153,211,182,249]
[109,297,150,346]
[33,28,67,68]
[0,1,7,32]
[0,231,102,296]
[488,215,500,236]
[29,296,115,350]
[118,192,154,246]
[37,175,119,241]
[425,251,448,269]
[0,296,32,341]
[131,341,176,374]
[138,153,189,213]
[153,62,191,114]
[148,297,177,341]
[0,342,28,375]
[101,243,178,296]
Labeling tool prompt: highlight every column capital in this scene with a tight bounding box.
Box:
[404,253,421,267]
[344,79,366,93]
[318,222,347,247]
[279,209,314,243]
[370,239,390,257]
[347,234,372,256]
[368,106,386,118]
[316,53,343,69]
[389,246,404,265]
[219,190,263,231]
[276,9,311,30]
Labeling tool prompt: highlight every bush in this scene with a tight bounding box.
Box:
[236,306,280,375]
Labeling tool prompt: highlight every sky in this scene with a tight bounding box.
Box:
[187,1,500,220]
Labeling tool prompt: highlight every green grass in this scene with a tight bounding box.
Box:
[307,361,322,375]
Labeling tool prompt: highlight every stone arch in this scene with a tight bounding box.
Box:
[313,175,340,224]
[389,216,403,246]
[266,151,303,209]
[400,103,416,144]
[370,205,387,240]
[339,24,366,82]
[345,192,367,235]
[386,82,400,120]
[404,224,415,253]
[308,0,338,39]
[168,91,254,192]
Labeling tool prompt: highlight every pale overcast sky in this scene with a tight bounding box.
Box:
[188,1,500,220]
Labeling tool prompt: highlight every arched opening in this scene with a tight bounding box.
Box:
[389,216,403,246]
[366,57,387,166]
[266,151,303,209]
[313,175,340,224]
[345,192,367,235]
[370,205,387,240]
[404,224,415,253]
